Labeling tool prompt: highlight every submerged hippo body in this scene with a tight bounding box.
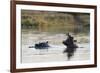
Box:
[29,41,50,49]
[35,41,50,49]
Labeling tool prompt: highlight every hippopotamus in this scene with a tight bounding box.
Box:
[62,33,78,60]
[29,41,50,49]
[35,41,50,49]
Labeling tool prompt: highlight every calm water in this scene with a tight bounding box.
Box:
[21,30,90,63]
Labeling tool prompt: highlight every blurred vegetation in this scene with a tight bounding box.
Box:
[21,10,90,34]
